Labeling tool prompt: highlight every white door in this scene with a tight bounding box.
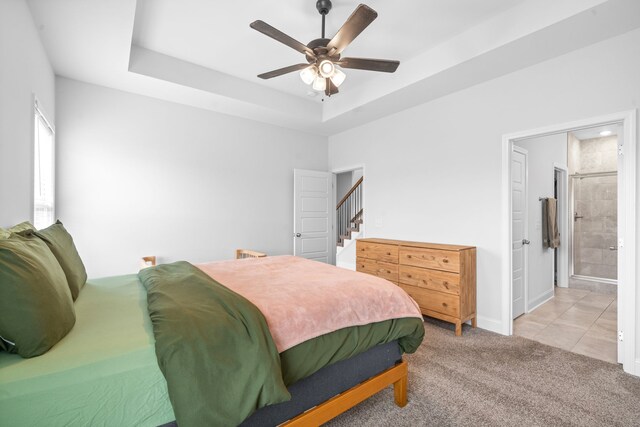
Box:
[512,147,528,319]
[293,169,335,264]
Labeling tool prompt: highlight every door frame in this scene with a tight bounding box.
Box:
[501,110,637,375]
[553,164,569,288]
[511,145,529,318]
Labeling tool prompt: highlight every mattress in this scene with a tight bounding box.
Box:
[0,274,175,427]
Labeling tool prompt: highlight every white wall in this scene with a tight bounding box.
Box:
[336,171,353,201]
[328,28,640,335]
[515,134,568,310]
[0,0,55,226]
[56,78,327,277]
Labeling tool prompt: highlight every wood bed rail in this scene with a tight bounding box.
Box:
[283,361,408,426]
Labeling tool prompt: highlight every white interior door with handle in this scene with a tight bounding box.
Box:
[512,147,528,319]
[293,169,335,264]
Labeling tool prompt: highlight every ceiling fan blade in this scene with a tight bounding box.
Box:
[257,63,310,79]
[337,57,399,73]
[250,20,315,57]
[326,4,378,56]
[325,78,339,96]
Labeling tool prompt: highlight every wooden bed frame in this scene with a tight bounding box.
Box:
[236,249,267,259]
[283,361,408,426]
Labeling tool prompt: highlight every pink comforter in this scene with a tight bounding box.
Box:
[196,255,422,352]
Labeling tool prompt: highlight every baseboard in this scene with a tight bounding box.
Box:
[527,289,554,313]
[476,316,504,335]
[633,359,640,377]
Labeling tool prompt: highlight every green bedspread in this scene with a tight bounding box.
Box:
[281,316,424,385]
[139,261,291,427]
[139,261,424,427]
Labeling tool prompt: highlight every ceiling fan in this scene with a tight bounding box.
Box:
[250,0,399,97]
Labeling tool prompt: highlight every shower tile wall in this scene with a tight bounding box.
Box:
[574,137,618,174]
[569,136,618,280]
[574,175,617,278]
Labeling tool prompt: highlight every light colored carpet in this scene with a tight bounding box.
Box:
[327,318,640,426]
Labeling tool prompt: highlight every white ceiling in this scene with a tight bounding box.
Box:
[26,0,640,136]
[571,124,622,141]
[131,0,525,99]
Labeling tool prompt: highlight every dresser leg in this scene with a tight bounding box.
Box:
[471,317,477,328]
[455,322,462,336]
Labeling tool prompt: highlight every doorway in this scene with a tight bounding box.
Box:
[502,110,637,375]
[334,166,364,270]
[511,128,620,363]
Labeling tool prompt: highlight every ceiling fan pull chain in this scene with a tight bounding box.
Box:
[321,13,325,38]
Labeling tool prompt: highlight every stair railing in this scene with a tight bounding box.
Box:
[336,177,363,246]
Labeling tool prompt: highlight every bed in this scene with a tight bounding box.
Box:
[0,256,424,426]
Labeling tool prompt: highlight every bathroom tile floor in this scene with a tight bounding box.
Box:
[514,287,617,364]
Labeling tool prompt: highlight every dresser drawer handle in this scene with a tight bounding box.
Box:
[406,274,412,278]
[442,259,449,263]
[442,303,448,307]
[443,282,449,288]
[406,255,412,259]
[386,252,391,255]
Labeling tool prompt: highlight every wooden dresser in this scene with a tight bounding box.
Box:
[356,238,476,336]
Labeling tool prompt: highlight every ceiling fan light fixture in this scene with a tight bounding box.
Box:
[300,65,318,85]
[312,75,327,91]
[251,2,400,97]
[318,60,335,78]
[330,68,346,87]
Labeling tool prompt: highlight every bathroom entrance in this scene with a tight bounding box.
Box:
[509,117,633,366]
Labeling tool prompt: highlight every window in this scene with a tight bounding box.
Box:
[34,99,55,229]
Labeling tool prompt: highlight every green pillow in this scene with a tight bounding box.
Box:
[35,221,87,301]
[9,221,35,234]
[0,231,76,358]
[0,221,35,240]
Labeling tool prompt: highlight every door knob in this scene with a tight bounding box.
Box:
[609,246,618,251]
[522,239,530,245]
[295,233,302,238]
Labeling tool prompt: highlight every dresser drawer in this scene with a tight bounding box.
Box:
[356,241,398,263]
[356,257,399,282]
[399,247,460,272]
[399,284,460,317]
[399,265,460,295]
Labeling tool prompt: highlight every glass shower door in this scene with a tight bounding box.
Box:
[572,173,617,281]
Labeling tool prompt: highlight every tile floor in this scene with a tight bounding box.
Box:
[514,287,617,363]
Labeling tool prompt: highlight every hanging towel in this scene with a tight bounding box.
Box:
[542,198,560,249]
